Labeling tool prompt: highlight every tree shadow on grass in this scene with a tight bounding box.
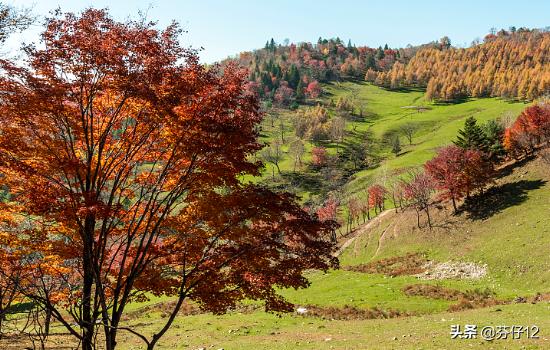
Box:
[497,154,536,178]
[280,171,324,194]
[463,179,546,220]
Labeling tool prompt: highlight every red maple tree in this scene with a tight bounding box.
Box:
[368,185,386,215]
[316,197,339,242]
[305,80,322,99]
[504,103,550,157]
[0,9,336,350]
[425,145,493,212]
[402,172,435,228]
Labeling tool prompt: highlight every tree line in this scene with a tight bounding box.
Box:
[230,37,438,108]
[367,28,550,101]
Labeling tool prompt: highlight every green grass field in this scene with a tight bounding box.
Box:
[7,83,546,350]
[257,82,527,208]
[111,142,548,350]
[137,83,548,350]
[111,83,548,350]
[108,303,550,349]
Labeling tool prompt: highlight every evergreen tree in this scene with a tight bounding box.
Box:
[376,46,385,60]
[454,117,489,152]
[272,63,281,78]
[384,43,389,50]
[295,79,305,102]
[392,136,401,155]
[288,64,301,89]
[261,72,273,91]
[482,119,506,159]
[366,54,376,70]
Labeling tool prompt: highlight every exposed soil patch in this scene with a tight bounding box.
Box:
[335,209,392,257]
[344,253,429,277]
[296,304,415,320]
[530,292,550,303]
[126,300,260,320]
[402,284,464,300]
[415,261,487,280]
[402,284,505,311]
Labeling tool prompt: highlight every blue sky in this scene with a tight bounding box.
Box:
[5,0,550,62]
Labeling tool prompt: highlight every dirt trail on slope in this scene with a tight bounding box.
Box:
[334,209,392,257]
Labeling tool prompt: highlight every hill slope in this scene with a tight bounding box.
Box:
[6,83,547,350]
[369,29,550,101]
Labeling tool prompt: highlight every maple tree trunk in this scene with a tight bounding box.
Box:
[451,196,457,213]
[105,326,117,350]
[81,217,96,350]
[425,206,432,229]
[44,308,51,336]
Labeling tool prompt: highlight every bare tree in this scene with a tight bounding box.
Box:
[279,117,285,143]
[261,139,284,177]
[330,116,346,153]
[0,3,34,45]
[402,171,435,228]
[400,122,417,145]
[289,138,305,172]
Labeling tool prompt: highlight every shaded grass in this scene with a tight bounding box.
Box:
[463,179,546,220]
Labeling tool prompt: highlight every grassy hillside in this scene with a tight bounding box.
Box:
[106,303,550,349]
[131,85,546,349]
[256,82,527,210]
[7,83,546,350]
[101,137,549,350]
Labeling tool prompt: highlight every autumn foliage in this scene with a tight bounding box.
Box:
[316,197,339,241]
[424,145,494,212]
[232,37,421,104]
[311,146,328,166]
[368,185,386,214]
[368,29,550,101]
[503,103,550,157]
[0,9,336,350]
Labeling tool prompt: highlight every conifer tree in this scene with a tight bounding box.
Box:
[454,117,489,153]
[376,46,385,60]
[392,135,402,155]
[288,64,301,89]
[295,79,305,102]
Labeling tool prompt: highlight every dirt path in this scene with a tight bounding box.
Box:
[334,209,392,257]
[370,211,407,259]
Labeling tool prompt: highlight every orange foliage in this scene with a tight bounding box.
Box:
[0,9,336,349]
[503,103,550,157]
[369,30,550,101]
